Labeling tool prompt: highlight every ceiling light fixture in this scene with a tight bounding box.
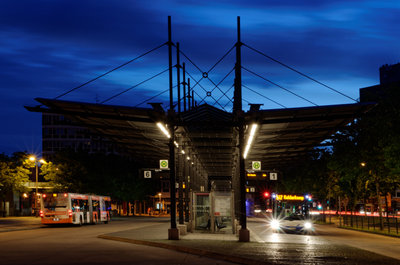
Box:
[156,122,171,138]
[243,124,258,159]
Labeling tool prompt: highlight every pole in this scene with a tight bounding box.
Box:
[176,42,181,114]
[178,152,184,224]
[234,16,248,242]
[159,194,162,215]
[187,78,191,110]
[233,16,242,112]
[167,16,179,240]
[184,158,190,222]
[35,163,38,217]
[183,63,187,112]
[168,16,174,111]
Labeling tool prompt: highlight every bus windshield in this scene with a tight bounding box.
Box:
[43,195,68,209]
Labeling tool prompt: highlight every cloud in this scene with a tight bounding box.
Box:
[0,0,400,154]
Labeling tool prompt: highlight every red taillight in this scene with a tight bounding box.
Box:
[42,194,47,198]
[68,210,73,217]
[40,210,43,217]
[64,193,68,197]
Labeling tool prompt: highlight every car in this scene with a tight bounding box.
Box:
[269,214,314,234]
[254,205,263,216]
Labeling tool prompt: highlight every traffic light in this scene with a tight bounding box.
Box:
[263,191,270,198]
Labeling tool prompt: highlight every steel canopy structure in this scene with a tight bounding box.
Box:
[245,102,374,170]
[26,95,374,242]
[27,98,373,176]
[25,16,376,241]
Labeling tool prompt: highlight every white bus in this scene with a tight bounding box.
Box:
[40,193,111,225]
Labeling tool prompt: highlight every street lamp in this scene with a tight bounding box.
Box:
[158,193,162,215]
[29,155,46,217]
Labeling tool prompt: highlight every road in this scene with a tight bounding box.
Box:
[1,217,400,265]
[248,217,400,262]
[0,218,235,265]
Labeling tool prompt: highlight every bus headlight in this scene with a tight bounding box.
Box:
[270,219,280,230]
[304,221,312,230]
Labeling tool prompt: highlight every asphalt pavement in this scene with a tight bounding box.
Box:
[1,216,400,265]
[0,216,44,232]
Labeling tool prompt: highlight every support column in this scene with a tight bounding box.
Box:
[184,158,190,222]
[187,78,191,110]
[183,63,187,112]
[176,42,181,114]
[178,149,184,225]
[168,15,179,240]
[234,16,249,242]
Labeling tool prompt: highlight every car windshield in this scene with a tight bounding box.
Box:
[284,214,304,220]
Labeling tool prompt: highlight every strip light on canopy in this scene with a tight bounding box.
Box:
[243,124,258,159]
[156,122,170,138]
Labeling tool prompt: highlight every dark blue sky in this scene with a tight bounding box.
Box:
[1,0,399,155]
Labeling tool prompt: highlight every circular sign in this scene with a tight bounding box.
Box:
[252,161,261,170]
[160,160,169,169]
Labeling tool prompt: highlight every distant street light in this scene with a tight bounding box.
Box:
[29,155,46,217]
[360,162,366,167]
[158,193,162,215]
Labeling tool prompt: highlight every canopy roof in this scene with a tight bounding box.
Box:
[27,98,373,176]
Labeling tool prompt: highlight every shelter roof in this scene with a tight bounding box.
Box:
[26,98,374,175]
[244,103,373,169]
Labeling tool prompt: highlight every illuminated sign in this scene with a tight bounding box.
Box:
[246,172,268,178]
[245,186,255,193]
[276,194,305,201]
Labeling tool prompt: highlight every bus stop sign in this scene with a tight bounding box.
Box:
[160,160,169,170]
[252,161,261,170]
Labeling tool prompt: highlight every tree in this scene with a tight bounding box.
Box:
[0,153,31,216]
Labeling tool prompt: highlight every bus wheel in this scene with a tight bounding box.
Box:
[79,217,83,226]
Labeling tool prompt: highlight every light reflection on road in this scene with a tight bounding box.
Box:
[249,217,400,263]
[249,219,330,245]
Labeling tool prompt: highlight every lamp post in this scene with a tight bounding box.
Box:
[158,193,162,215]
[29,156,46,217]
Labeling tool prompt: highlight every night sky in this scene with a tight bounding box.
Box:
[1,0,399,155]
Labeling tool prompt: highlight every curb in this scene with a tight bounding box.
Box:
[98,234,272,265]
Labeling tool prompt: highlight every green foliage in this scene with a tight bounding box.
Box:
[384,136,400,179]
[281,82,400,214]
[0,153,31,199]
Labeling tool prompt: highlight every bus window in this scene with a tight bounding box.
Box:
[43,195,68,210]
[72,199,81,212]
[82,200,88,211]
[92,200,100,212]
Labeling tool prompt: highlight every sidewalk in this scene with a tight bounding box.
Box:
[99,221,400,265]
[99,222,266,265]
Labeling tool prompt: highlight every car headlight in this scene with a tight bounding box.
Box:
[304,221,312,229]
[270,219,280,229]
